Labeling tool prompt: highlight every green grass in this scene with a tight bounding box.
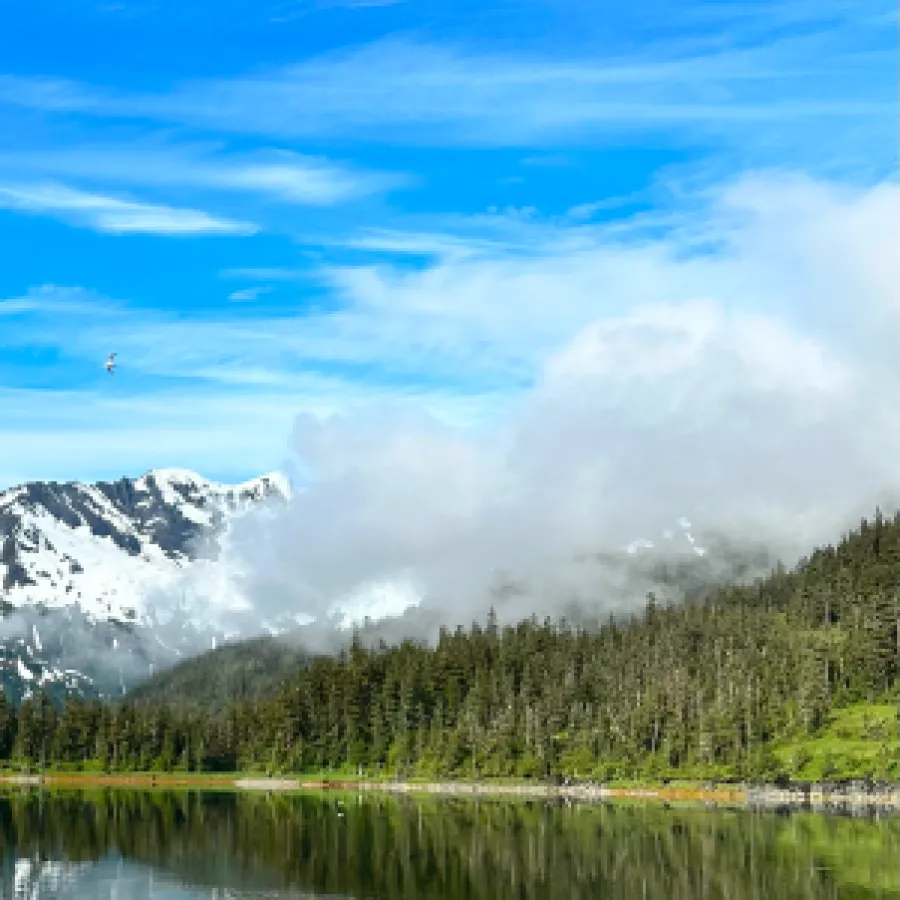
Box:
[772,703,900,781]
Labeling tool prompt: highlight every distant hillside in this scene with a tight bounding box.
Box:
[117,527,774,713]
[126,636,312,711]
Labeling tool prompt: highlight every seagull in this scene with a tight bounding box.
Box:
[105,353,116,374]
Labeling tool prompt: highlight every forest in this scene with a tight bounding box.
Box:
[1,510,899,783]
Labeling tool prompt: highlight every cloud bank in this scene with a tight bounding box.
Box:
[216,172,900,637]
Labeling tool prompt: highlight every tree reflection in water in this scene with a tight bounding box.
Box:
[0,790,897,899]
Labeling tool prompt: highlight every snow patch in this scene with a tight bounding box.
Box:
[16,658,33,682]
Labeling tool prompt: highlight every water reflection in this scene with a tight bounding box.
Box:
[9,854,329,898]
[7,855,335,899]
[0,789,897,899]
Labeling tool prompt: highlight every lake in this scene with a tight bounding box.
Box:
[0,789,898,899]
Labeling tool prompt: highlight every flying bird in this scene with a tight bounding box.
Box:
[105,353,117,374]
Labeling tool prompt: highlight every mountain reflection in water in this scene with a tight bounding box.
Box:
[0,789,898,899]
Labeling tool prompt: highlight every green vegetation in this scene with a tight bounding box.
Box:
[126,635,312,711]
[772,703,899,781]
[0,509,899,783]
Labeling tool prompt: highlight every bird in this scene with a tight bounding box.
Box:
[105,353,116,374]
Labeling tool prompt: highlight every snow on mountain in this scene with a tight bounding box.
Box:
[0,460,758,707]
[0,468,289,703]
[1,468,288,620]
[625,516,707,558]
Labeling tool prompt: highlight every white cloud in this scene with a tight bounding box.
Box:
[0,284,119,317]
[0,144,403,206]
[221,267,309,280]
[313,227,509,261]
[219,173,900,629]
[566,192,647,221]
[0,183,257,235]
[5,174,895,404]
[0,379,511,493]
[4,173,898,631]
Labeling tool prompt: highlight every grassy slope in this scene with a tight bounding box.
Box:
[772,703,899,782]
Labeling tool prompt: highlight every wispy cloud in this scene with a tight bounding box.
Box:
[7,174,895,398]
[310,227,511,261]
[221,267,310,280]
[1,0,896,636]
[566,191,649,221]
[4,171,900,637]
[0,183,258,235]
[3,173,897,455]
[0,74,103,114]
[0,284,116,317]
[227,286,273,302]
[270,0,406,17]
[1,15,892,174]
[0,143,405,206]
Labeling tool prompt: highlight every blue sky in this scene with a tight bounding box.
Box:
[0,0,896,490]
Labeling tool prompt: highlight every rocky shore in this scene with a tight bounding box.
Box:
[744,781,900,815]
[3,774,899,813]
[258,777,900,813]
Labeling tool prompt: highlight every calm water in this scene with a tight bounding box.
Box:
[0,790,898,899]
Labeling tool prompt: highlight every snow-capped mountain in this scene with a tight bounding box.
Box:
[0,468,289,703]
[0,462,775,707]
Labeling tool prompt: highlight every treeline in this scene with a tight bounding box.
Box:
[1,511,899,782]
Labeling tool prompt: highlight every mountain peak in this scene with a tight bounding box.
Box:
[135,467,291,503]
[0,467,289,704]
[139,467,212,487]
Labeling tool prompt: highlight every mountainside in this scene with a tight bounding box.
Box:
[0,468,289,704]
[5,509,898,784]
[126,636,313,711]
[128,524,776,713]
[0,463,775,710]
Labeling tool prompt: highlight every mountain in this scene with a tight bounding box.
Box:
[128,521,777,713]
[16,509,898,785]
[0,468,289,704]
[1,461,777,710]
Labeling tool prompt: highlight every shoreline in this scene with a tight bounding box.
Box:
[2,773,899,812]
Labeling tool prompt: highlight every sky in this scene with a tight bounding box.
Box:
[1,0,898,625]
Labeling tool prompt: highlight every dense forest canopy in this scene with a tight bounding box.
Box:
[1,510,899,782]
